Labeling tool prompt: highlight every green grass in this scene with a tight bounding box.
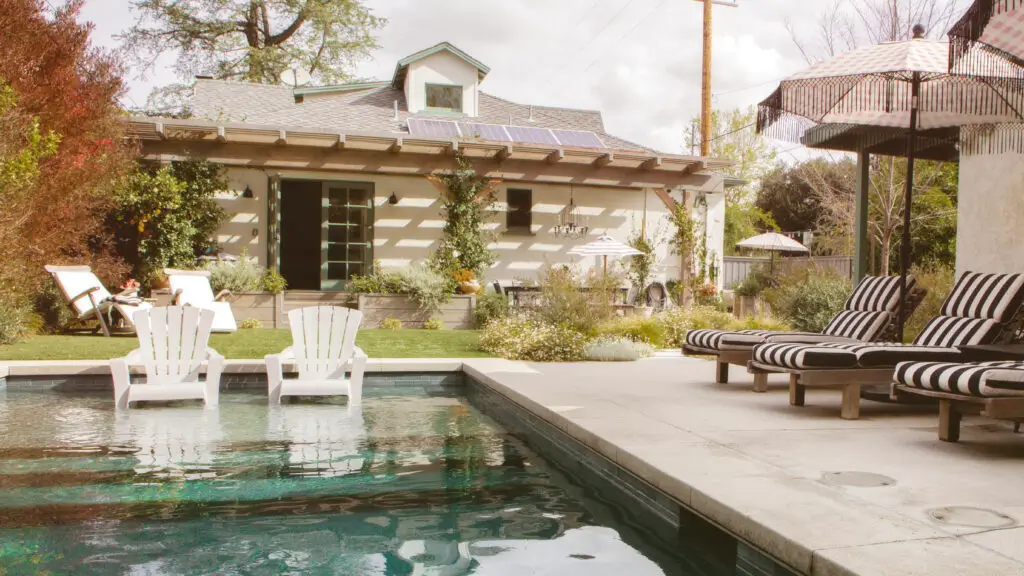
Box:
[0,329,493,361]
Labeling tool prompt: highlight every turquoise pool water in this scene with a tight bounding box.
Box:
[0,385,722,575]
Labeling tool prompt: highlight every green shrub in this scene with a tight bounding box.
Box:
[349,263,452,313]
[381,317,403,330]
[479,315,587,362]
[532,266,618,336]
[905,265,954,343]
[474,291,509,328]
[239,318,262,329]
[585,337,655,362]
[423,317,444,330]
[652,305,736,348]
[726,315,791,332]
[205,251,264,293]
[596,316,666,348]
[764,268,851,332]
[261,270,287,294]
[0,295,30,345]
[33,283,75,334]
[686,305,738,330]
[733,263,777,297]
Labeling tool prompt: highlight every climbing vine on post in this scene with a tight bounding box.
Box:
[427,154,498,282]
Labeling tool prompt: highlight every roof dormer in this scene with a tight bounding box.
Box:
[392,42,489,117]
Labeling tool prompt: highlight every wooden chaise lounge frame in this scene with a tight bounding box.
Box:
[685,285,927,393]
[747,302,1024,420]
[893,386,1024,442]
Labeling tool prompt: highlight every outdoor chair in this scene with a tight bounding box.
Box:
[165,268,237,333]
[45,264,152,337]
[748,271,1024,419]
[893,360,1024,442]
[110,306,224,410]
[684,275,924,391]
[267,403,367,476]
[265,306,366,405]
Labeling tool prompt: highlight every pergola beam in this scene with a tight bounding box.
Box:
[594,152,614,168]
[336,133,346,150]
[640,156,662,170]
[546,149,565,164]
[495,145,512,162]
[275,130,287,146]
[388,137,403,154]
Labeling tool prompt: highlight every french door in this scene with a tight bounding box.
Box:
[321,182,374,290]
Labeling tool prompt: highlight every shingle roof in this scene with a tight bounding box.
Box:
[190,79,654,153]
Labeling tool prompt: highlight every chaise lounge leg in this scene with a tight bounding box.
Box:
[716,361,729,384]
[789,374,805,407]
[840,384,861,420]
[753,372,768,393]
[939,400,962,442]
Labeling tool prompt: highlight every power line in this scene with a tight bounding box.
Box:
[581,0,670,75]
[706,121,755,143]
[713,78,783,97]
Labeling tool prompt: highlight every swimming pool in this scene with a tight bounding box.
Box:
[0,381,734,575]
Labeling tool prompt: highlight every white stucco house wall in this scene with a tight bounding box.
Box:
[129,42,731,292]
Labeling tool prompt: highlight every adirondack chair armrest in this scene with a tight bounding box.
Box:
[264,347,293,404]
[205,348,225,373]
[353,346,368,360]
[110,349,142,410]
[214,289,232,301]
[171,288,184,305]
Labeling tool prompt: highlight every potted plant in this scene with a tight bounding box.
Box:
[454,269,480,295]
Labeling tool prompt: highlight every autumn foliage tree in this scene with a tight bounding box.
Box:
[0,0,135,333]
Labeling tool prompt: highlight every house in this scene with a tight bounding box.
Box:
[128,42,731,292]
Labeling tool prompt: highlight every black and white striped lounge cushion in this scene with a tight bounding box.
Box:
[845,275,909,313]
[685,329,729,351]
[750,271,1024,370]
[717,310,891,350]
[895,360,1024,397]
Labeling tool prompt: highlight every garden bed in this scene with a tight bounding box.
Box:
[357,294,475,329]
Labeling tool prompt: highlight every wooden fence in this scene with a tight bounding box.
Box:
[722,255,853,289]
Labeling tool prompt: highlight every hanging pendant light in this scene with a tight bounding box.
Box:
[553,184,589,239]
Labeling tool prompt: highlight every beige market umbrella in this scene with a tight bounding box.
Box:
[567,234,642,275]
[736,232,808,273]
[949,0,1024,76]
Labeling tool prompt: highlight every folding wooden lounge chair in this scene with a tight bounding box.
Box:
[683,275,924,391]
[265,306,366,405]
[45,264,152,337]
[893,360,1024,442]
[748,272,1024,419]
[110,306,224,410]
[165,268,237,333]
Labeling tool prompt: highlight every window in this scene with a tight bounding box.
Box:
[506,189,532,233]
[425,83,463,112]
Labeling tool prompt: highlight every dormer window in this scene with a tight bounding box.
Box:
[425,83,462,112]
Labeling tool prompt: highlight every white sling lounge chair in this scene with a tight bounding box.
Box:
[110,306,224,410]
[165,268,237,333]
[684,275,924,390]
[265,306,366,405]
[45,265,152,336]
[748,272,1024,419]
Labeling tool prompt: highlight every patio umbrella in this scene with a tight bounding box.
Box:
[567,233,642,275]
[735,232,809,273]
[757,27,1024,338]
[949,0,1024,77]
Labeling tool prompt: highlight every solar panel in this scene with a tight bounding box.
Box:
[505,126,560,146]
[457,122,511,142]
[552,129,606,149]
[407,118,460,138]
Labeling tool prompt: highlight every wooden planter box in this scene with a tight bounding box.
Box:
[229,292,285,328]
[734,295,771,319]
[357,294,475,329]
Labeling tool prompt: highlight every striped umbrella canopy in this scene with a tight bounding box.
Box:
[757,29,1024,339]
[735,232,809,254]
[949,0,1024,77]
[568,234,642,275]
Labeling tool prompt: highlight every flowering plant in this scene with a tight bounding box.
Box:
[453,269,476,283]
[697,282,718,298]
[119,278,140,293]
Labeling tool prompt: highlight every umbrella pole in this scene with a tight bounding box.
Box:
[603,255,608,276]
[898,72,921,342]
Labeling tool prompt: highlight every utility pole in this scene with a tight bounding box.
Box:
[693,0,738,157]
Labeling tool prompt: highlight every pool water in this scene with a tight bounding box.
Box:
[0,386,722,575]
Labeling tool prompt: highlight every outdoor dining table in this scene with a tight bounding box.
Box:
[503,285,630,308]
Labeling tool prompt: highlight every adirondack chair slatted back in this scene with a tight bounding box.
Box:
[135,307,215,384]
[45,265,113,317]
[166,270,216,307]
[288,307,363,380]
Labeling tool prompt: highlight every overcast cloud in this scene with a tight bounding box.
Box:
[79,0,851,155]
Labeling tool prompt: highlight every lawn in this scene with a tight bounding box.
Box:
[0,329,493,361]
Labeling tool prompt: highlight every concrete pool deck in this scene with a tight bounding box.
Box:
[462,355,1024,576]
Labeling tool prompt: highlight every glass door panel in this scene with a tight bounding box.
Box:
[321,183,373,291]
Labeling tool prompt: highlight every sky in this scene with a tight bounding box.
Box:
[74,0,939,157]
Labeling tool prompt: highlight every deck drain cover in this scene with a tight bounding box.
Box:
[927,507,1017,529]
[821,471,896,487]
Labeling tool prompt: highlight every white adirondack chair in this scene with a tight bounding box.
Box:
[45,265,152,336]
[267,404,367,477]
[110,306,224,410]
[165,268,237,333]
[113,407,222,479]
[265,306,366,405]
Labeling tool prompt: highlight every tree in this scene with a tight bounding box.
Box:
[122,0,386,86]
[0,0,134,304]
[109,160,229,284]
[757,159,855,235]
[428,155,498,281]
[692,107,778,204]
[724,203,778,256]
